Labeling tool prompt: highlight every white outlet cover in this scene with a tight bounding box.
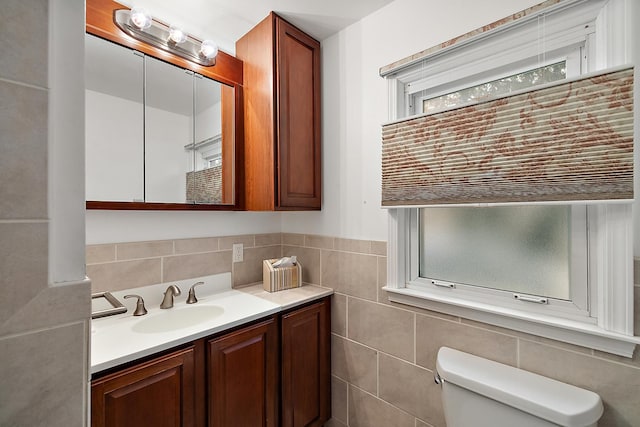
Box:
[232,243,243,262]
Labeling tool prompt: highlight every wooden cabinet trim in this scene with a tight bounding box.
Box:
[207,316,279,427]
[281,298,331,427]
[91,345,198,427]
[275,16,322,209]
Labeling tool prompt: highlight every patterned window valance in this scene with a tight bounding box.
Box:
[381,66,634,207]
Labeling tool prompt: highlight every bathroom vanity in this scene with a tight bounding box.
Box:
[90,281,331,427]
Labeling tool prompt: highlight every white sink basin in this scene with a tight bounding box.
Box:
[132,305,225,333]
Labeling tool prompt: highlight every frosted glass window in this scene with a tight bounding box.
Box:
[419,206,571,300]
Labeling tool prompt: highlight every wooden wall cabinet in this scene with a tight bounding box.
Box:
[281,298,331,427]
[237,13,322,210]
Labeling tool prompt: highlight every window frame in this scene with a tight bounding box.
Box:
[382,0,638,357]
[412,205,590,320]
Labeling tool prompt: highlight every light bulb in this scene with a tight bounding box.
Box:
[169,25,187,44]
[200,40,218,59]
[130,7,152,30]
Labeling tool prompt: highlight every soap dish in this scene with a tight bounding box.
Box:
[91,292,127,319]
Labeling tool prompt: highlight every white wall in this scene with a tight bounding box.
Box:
[86,90,143,201]
[145,105,191,202]
[86,210,282,244]
[280,0,547,242]
[195,101,222,144]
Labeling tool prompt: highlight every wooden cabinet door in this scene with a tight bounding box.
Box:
[207,317,278,427]
[281,298,331,427]
[275,16,321,210]
[91,345,199,427]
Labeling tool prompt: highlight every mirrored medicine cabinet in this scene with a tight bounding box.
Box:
[85,0,244,210]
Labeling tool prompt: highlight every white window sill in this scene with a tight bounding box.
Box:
[383,286,640,357]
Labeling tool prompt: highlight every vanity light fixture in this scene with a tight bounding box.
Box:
[114,8,219,67]
[168,25,187,44]
[129,7,152,30]
[200,39,218,60]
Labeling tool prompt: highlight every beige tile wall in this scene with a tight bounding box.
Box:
[0,1,89,426]
[86,234,640,426]
[302,236,639,427]
[86,233,283,292]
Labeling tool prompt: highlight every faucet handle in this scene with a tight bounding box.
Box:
[124,294,148,316]
[160,285,181,309]
[187,281,205,304]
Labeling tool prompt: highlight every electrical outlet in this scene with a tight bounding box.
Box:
[232,243,243,263]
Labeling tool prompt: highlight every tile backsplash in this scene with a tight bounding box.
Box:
[86,233,282,292]
[87,234,640,426]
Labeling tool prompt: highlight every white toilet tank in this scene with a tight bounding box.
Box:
[436,347,603,427]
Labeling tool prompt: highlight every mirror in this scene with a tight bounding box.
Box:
[85,34,144,202]
[143,54,193,204]
[85,34,237,207]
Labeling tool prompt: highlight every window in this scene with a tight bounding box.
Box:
[421,61,567,114]
[382,0,638,356]
[417,205,589,316]
[408,55,589,320]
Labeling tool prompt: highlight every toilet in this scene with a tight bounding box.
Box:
[435,347,603,427]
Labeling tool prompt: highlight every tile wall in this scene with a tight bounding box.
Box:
[87,233,640,426]
[0,1,89,426]
[86,233,283,292]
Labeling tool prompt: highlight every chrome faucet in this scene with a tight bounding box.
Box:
[160,285,181,309]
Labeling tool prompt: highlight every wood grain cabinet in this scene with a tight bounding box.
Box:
[91,298,331,427]
[207,316,278,427]
[91,345,201,427]
[237,13,322,211]
[281,299,331,427]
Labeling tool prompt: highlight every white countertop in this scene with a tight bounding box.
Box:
[91,274,333,374]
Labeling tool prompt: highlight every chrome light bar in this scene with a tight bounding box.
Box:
[113,9,217,67]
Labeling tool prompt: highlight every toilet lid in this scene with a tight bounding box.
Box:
[436,347,603,426]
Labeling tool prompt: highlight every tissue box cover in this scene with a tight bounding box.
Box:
[263,259,303,292]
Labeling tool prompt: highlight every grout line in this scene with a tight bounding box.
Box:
[347,382,419,423]
[0,219,48,224]
[332,332,434,374]
[345,296,349,338]
[376,257,380,302]
[0,319,86,342]
[414,313,417,364]
[346,377,350,427]
[376,349,380,397]
[0,76,48,91]
[319,247,323,287]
